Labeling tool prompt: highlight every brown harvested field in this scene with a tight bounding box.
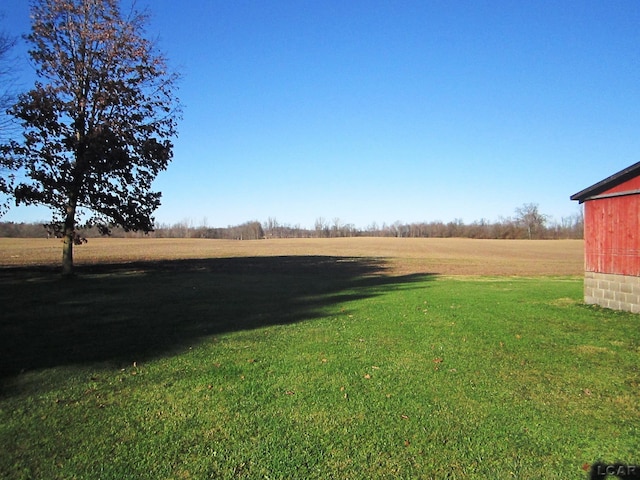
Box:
[0,237,583,276]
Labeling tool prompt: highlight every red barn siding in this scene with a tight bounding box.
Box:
[584,176,640,276]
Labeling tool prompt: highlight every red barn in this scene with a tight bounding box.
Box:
[571,161,640,313]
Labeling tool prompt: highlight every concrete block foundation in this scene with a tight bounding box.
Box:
[584,271,640,314]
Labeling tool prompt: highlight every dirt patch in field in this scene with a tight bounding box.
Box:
[0,237,583,276]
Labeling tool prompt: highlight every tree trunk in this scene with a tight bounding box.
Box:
[61,200,77,277]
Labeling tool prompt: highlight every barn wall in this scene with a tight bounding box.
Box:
[584,193,640,276]
[578,169,640,313]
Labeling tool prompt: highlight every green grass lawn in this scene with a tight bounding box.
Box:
[1,257,638,479]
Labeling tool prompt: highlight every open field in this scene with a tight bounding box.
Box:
[2,237,638,479]
[0,237,584,276]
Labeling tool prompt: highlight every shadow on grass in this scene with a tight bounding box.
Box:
[0,255,434,383]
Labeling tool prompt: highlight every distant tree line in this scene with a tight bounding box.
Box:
[0,204,584,240]
[153,220,266,240]
[0,219,267,240]
[263,204,583,239]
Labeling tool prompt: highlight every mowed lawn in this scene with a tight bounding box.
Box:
[1,238,638,479]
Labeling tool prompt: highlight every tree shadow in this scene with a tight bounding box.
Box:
[0,256,435,386]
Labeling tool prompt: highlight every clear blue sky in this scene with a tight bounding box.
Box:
[2,0,639,229]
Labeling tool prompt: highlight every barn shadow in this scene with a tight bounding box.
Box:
[0,256,434,386]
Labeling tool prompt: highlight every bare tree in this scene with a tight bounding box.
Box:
[264,216,279,238]
[331,217,341,237]
[5,0,181,275]
[315,217,329,238]
[515,203,548,239]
